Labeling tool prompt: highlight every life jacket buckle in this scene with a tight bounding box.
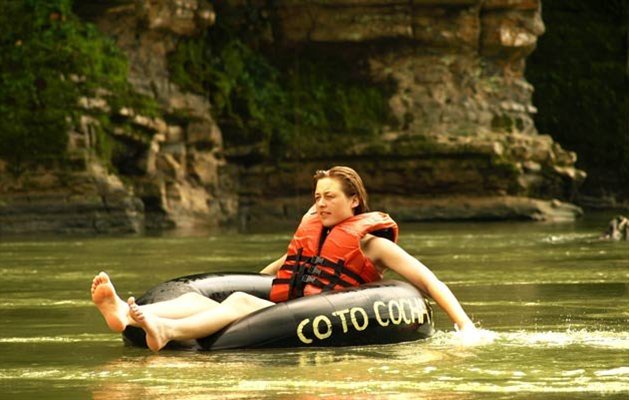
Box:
[301,275,317,284]
[312,256,325,265]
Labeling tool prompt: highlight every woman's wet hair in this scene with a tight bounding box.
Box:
[313,166,369,214]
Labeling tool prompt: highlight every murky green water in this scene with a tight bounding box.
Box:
[1,213,628,399]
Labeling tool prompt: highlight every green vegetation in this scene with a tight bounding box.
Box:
[526,0,629,198]
[0,0,392,174]
[0,0,156,175]
[169,5,394,160]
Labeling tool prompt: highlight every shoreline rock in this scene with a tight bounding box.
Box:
[0,160,144,236]
[238,194,583,231]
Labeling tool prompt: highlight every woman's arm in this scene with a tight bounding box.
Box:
[259,254,287,275]
[362,235,476,331]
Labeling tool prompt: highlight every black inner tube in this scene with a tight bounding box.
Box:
[122,273,434,351]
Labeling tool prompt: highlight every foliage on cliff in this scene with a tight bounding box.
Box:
[169,5,394,159]
[0,0,154,174]
[526,0,629,199]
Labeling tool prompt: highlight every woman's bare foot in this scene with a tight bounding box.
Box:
[127,296,171,352]
[91,272,131,332]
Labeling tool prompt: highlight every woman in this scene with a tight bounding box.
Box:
[91,166,477,351]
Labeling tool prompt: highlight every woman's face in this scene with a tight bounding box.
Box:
[314,177,358,227]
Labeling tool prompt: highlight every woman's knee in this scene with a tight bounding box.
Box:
[177,292,217,307]
[224,291,253,305]
[179,292,208,301]
[223,291,267,312]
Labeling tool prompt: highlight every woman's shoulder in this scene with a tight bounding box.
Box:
[360,233,399,257]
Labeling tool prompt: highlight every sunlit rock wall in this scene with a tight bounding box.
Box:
[85,0,239,231]
[238,0,585,226]
[0,0,587,235]
[0,0,237,235]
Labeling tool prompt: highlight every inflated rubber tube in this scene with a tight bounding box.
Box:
[122,273,435,351]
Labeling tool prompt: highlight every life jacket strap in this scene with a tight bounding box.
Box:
[286,248,304,299]
[284,254,367,285]
[278,264,354,288]
[322,259,345,291]
[279,252,364,300]
[323,257,365,285]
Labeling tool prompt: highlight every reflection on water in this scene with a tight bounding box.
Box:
[0,213,628,399]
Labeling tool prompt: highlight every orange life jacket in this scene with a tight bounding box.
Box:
[269,207,399,303]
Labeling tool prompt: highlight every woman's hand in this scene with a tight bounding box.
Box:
[259,254,287,275]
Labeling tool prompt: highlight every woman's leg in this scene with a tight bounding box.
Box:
[91,272,221,332]
[141,292,220,318]
[128,291,275,352]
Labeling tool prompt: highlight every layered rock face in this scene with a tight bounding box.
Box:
[240,0,585,226]
[1,0,237,235]
[0,160,144,235]
[85,0,238,231]
[0,0,586,235]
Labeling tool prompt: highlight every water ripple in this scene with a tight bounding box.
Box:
[500,329,629,349]
[0,334,117,344]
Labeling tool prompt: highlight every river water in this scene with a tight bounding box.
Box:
[1,213,627,399]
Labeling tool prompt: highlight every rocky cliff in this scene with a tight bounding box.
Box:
[1,0,236,235]
[0,0,586,235]
[239,0,585,226]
